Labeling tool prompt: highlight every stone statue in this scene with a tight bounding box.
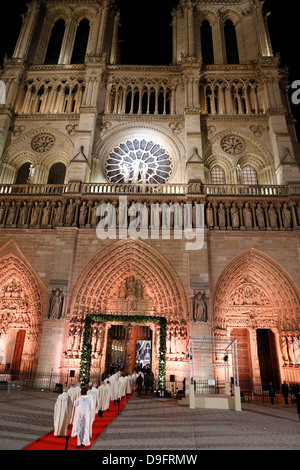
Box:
[268,203,278,229]
[53,201,63,226]
[206,202,214,228]
[27,164,35,182]
[48,288,64,319]
[193,292,207,322]
[243,203,252,229]
[79,201,88,226]
[218,203,226,229]
[41,201,51,226]
[231,202,240,229]
[6,202,17,225]
[18,201,28,226]
[65,199,75,225]
[256,203,265,229]
[30,201,40,226]
[91,202,98,226]
[282,203,292,229]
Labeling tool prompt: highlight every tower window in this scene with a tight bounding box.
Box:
[71,19,90,64]
[201,20,214,65]
[44,19,65,65]
[224,20,239,65]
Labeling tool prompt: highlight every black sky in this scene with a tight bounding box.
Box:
[0,0,300,134]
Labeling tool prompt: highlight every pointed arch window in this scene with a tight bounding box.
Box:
[211,165,226,185]
[224,20,239,65]
[44,19,65,65]
[201,20,214,65]
[241,165,258,185]
[71,19,90,64]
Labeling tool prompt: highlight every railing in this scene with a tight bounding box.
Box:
[0,182,299,197]
[205,184,290,196]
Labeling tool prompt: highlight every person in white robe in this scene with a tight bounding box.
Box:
[71,388,94,448]
[126,374,132,394]
[131,371,138,391]
[112,375,120,403]
[119,375,126,398]
[87,386,98,435]
[98,381,111,416]
[68,384,81,424]
[53,389,73,437]
[104,379,112,409]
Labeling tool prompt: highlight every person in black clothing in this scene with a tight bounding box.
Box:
[144,372,150,395]
[295,392,300,421]
[269,382,275,405]
[281,381,290,405]
[136,373,143,395]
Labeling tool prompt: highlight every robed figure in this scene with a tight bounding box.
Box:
[53,390,73,437]
[71,388,94,448]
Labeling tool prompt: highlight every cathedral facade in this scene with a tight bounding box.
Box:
[0,0,300,392]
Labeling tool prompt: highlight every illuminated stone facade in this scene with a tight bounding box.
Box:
[0,0,299,391]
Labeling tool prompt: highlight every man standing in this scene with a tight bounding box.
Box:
[53,389,73,437]
[281,381,290,405]
[71,388,94,448]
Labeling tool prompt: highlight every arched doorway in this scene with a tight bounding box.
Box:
[213,249,300,392]
[0,250,45,378]
[65,239,189,382]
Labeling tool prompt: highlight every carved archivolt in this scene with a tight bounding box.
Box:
[213,248,300,335]
[0,253,43,334]
[69,239,189,325]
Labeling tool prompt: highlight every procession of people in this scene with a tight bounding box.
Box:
[53,370,137,448]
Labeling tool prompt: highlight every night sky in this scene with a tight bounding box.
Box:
[0,0,299,135]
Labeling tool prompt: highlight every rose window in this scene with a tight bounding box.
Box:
[221,135,245,155]
[31,133,55,153]
[105,139,173,184]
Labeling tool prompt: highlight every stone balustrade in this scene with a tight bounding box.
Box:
[0,182,299,232]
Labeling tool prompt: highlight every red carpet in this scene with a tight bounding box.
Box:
[23,395,132,451]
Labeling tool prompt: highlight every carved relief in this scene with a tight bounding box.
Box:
[220,135,246,155]
[213,249,300,370]
[0,254,43,372]
[31,133,56,153]
[48,288,64,319]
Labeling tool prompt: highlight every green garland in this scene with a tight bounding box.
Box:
[79,314,167,390]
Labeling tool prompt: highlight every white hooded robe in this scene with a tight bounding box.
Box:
[54,392,73,436]
[71,394,94,446]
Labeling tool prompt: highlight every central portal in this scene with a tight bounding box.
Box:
[105,323,153,375]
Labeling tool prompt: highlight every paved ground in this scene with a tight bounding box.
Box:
[0,389,299,451]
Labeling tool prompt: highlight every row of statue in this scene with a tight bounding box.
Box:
[206,201,299,230]
[0,198,299,230]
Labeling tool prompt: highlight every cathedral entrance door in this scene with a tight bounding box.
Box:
[106,325,126,374]
[11,330,26,374]
[231,328,253,392]
[133,326,152,372]
[257,329,280,391]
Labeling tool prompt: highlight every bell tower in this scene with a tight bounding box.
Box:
[0,0,120,182]
[171,0,300,185]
